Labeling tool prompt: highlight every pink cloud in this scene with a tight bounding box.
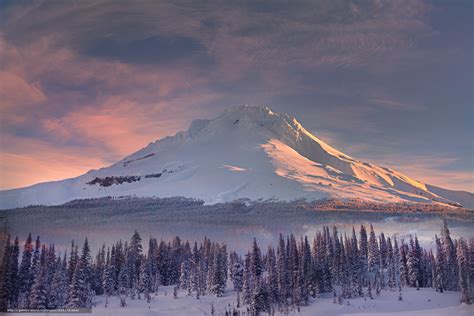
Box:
[0,71,45,109]
[0,138,107,190]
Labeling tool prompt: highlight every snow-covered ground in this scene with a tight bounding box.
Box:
[8,285,472,316]
[1,105,472,209]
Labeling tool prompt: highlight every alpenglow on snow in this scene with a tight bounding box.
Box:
[1,105,472,209]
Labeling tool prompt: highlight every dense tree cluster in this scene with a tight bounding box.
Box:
[0,221,472,314]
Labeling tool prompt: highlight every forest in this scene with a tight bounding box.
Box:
[0,220,472,315]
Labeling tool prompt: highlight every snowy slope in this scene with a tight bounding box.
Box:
[1,105,472,209]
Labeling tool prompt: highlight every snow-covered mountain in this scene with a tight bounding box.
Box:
[1,105,473,209]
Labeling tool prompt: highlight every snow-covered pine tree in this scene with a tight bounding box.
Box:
[189,242,200,294]
[8,237,20,308]
[3,236,20,309]
[232,257,244,292]
[146,238,158,294]
[399,240,409,286]
[457,238,471,304]
[379,233,387,269]
[301,236,312,295]
[393,237,401,286]
[339,237,353,299]
[28,261,47,310]
[309,237,322,298]
[179,260,189,290]
[386,237,396,290]
[49,255,68,308]
[288,234,299,301]
[251,238,263,281]
[242,252,253,305]
[67,239,93,308]
[266,245,279,306]
[17,233,33,308]
[44,244,57,307]
[129,230,143,288]
[368,225,380,278]
[322,239,333,293]
[407,236,422,289]
[67,241,78,284]
[251,278,270,315]
[441,219,458,291]
[428,250,436,289]
[103,249,117,301]
[170,236,184,286]
[118,255,131,298]
[414,236,424,287]
[92,244,105,295]
[359,225,369,283]
[276,234,289,308]
[332,227,342,283]
[0,236,11,311]
[139,256,153,302]
[347,228,361,296]
[209,245,226,297]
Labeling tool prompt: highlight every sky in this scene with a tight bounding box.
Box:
[0,0,472,192]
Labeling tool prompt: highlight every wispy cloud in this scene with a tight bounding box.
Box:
[368,98,426,111]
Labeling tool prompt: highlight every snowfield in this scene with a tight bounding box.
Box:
[1,105,473,209]
[91,286,473,316]
[8,286,472,316]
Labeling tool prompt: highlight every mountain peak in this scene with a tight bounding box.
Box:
[183,105,305,145]
[1,104,472,209]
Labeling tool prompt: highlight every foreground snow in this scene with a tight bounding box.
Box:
[1,105,472,209]
[10,286,471,316]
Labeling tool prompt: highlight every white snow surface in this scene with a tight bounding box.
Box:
[1,105,473,209]
[7,285,473,316]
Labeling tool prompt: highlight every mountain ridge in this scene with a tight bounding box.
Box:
[1,105,473,209]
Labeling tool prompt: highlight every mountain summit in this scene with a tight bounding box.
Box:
[1,105,472,209]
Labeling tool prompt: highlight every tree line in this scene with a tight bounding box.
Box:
[0,220,472,314]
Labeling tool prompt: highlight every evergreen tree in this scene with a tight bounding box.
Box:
[209,245,226,297]
[140,256,153,301]
[18,234,33,308]
[276,234,288,307]
[232,258,244,292]
[457,238,471,304]
[359,225,368,283]
[179,260,190,290]
[399,240,409,286]
[49,255,68,308]
[434,235,446,292]
[393,237,401,285]
[441,219,458,291]
[251,238,263,280]
[103,247,116,299]
[251,279,270,315]
[368,225,380,277]
[129,230,143,288]
[407,236,422,289]
[386,237,396,289]
[0,236,12,311]
[67,241,78,284]
[29,263,46,310]
[67,239,93,308]
[380,233,388,269]
[5,237,20,308]
[242,252,253,305]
